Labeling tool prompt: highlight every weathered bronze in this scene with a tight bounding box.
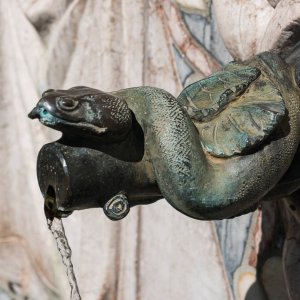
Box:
[29,52,300,221]
[37,142,161,220]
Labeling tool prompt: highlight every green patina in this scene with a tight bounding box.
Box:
[29,52,300,220]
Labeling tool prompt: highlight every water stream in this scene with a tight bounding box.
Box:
[47,217,81,300]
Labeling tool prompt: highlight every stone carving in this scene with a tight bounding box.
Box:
[173,0,211,17]
[29,52,300,222]
[213,0,300,61]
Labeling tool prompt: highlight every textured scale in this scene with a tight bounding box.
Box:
[141,87,192,181]
[178,62,286,157]
[126,53,300,219]
[177,66,261,121]
[101,96,131,127]
[31,52,300,220]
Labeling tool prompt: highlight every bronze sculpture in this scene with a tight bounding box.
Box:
[28,52,300,221]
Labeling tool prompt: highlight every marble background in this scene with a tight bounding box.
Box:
[0,0,299,299]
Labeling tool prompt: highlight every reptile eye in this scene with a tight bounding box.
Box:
[57,98,79,111]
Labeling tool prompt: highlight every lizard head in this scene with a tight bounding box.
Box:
[28,86,132,142]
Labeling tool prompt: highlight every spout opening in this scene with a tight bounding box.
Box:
[44,185,57,220]
[44,185,72,219]
[46,185,56,208]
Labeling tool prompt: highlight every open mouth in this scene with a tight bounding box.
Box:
[28,106,107,134]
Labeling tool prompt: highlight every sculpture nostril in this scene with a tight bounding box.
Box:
[40,108,49,117]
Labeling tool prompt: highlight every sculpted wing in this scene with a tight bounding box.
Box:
[177,64,286,157]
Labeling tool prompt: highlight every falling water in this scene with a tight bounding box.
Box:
[47,217,81,300]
